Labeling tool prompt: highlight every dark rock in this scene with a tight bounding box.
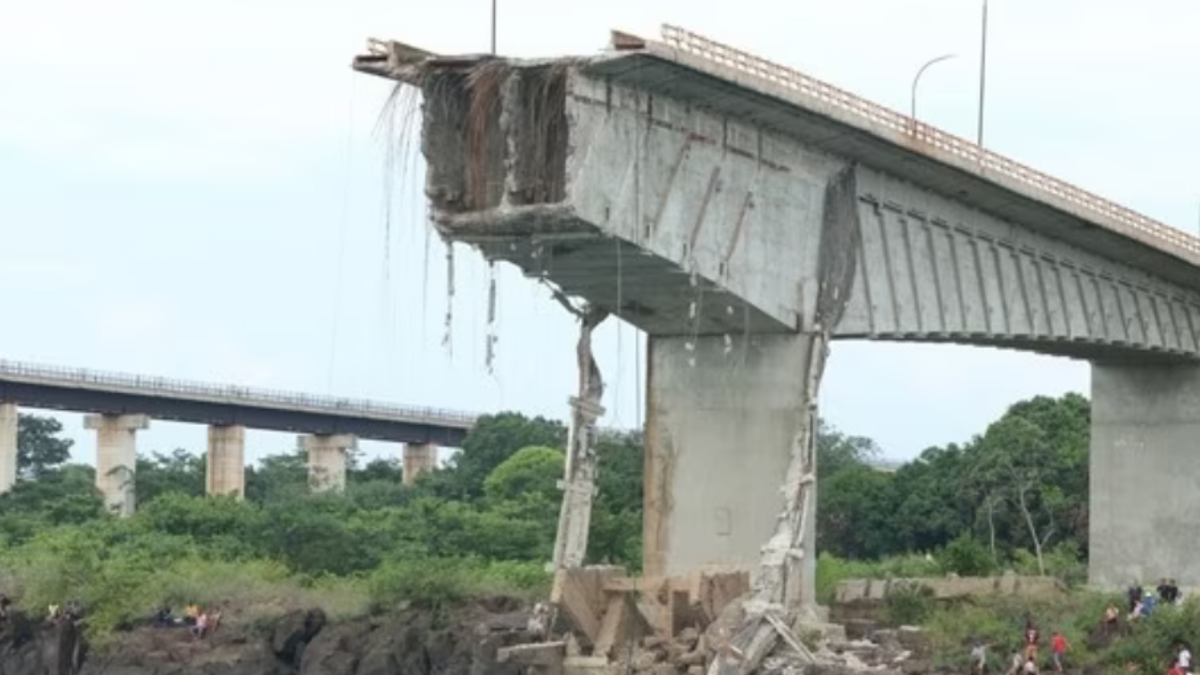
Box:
[273,608,328,662]
[841,619,877,642]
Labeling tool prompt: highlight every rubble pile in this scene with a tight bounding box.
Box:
[499,568,935,675]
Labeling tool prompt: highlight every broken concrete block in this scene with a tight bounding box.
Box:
[676,627,700,649]
[497,641,567,667]
[564,656,612,675]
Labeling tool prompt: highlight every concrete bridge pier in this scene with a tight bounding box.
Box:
[85,413,149,517]
[301,433,356,493]
[644,334,818,605]
[206,424,245,499]
[1090,364,1200,587]
[402,442,437,486]
[0,402,17,494]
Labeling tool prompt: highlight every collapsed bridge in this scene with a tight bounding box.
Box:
[353,23,1200,664]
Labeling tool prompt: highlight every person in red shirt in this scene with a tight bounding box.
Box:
[1051,631,1070,672]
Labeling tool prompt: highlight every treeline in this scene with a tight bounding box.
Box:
[0,413,643,574]
[0,393,1090,632]
[818,392,1090,576]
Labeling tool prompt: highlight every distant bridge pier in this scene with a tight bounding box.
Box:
[0,402,16,494]
[402,442,437,486]
[85,413,149,516]
[1089,364,1200,587]
[301,433,356,493]
[207,425,246,499]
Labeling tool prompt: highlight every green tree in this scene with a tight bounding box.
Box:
[483,446,563,504]
[245,450,308,503]
[817,418,881,479]
[137,449,205,504]
[17,413,73,478]
[818,463,898,558]
[441,413,567,500]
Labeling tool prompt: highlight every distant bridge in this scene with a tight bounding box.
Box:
[0,359,482,510]
[0,359,477,444]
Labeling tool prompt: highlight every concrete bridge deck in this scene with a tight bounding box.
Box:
[355,26,1200,363]
[0,359,476,444]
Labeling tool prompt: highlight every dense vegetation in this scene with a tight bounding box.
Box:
[0,394,1090,639]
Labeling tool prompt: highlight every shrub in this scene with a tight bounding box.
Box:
[939,535,995,577]
[883,581,936,626]
[366,558,549,613]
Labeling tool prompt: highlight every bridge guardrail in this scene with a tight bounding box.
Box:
[659,24,1200,264]
[0,359,478,428]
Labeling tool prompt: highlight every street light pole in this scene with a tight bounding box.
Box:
[977,0,989,147]
[911,54,957,122]
[490,0,497,54]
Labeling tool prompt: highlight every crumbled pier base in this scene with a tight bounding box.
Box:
[500,567,932,675]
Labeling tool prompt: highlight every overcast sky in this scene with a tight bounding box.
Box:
[1,0,1198,468]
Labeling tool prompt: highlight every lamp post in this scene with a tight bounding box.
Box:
[490,0,497,53]
[977,0,989,146]
[911,54,957,122]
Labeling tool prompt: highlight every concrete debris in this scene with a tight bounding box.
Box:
[526,568,932,675]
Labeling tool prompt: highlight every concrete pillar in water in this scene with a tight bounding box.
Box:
[206,425,246,499]
[85,413,150,517]
[403,442,437,486]
[643,333,817,604]
[301,433,356,493]
[0,402,17,494]
[1089,363,1200,587]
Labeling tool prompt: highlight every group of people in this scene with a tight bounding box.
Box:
[152,603,221,639]
[46,600,86,625]
[1127,579,1185,620]
[0,594,84,628]
[970,620,1071,675]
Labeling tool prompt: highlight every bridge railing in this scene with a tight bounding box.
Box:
[659,24,1200,264]
[0,359,478,428]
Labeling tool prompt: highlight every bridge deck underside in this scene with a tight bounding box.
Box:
[444,208,792,336]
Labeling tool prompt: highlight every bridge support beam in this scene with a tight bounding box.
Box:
[1090,364,1200,588]
[206,425,245,499]
[403,443,437,486]
[644,333,817,606]
[85,413,150,517]
[0,402,16,494]
[301,433,356,493]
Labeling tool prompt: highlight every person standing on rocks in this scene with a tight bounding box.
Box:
[1130,583,1144,612]
[971,638,988,675]
[1051,631,1070,672]
[1023,620,1040,663]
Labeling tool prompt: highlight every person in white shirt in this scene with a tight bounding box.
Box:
[1177,642,1191,673]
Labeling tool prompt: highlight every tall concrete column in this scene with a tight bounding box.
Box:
[1090,363,1200,588]
[206,425,246,499]
[403,442,437,486]
[85,413,149,517]
[301,433,356,493]
[643,333,816,603]
[0,403,17,494]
